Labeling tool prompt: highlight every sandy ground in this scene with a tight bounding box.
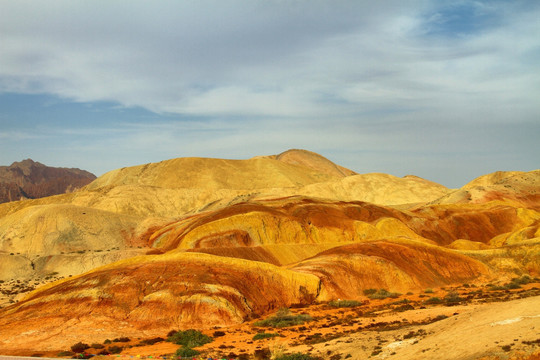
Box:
[15,282,539,360]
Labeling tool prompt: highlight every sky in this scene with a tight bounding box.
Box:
[0,0,539,188]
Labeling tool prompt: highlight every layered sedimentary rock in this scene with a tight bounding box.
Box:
[0,151,538,354]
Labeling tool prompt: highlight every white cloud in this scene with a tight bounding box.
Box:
[0,0,538,187]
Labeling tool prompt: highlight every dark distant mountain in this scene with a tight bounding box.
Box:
[0,159,96,203]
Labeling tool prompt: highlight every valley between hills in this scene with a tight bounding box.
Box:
[0,149,539,360]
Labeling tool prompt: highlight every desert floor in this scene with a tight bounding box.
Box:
[5,281,539,360]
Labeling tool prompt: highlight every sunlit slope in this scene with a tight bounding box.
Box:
[0,240,493,350]
[258,149,357,177]
[0,252,321,351]
[85,154,342,191]
[282,172,452,205]
[431,169,540,208]
[291,240,491,297]
[0,204,148,281]
[149,197,539,253]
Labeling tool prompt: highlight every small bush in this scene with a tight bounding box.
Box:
[103,339,112,344]
[70,342,90,353]
[275,353,315,360]
[444,292,463,304]
[213,330,226,337]
[175,346,200,357]
[512,275,532,285]
[424,297,443,305]
[505,282,521,290]
[254,309,312,328]
[328,299,362,308]
[167,329,213,347]
[424,288,434,293]
[139,337,164,346]
[91,343,105,349]
[363,289,377,296]
[113,337,130,343]
[253,332,280,340]
[367,289,400,300]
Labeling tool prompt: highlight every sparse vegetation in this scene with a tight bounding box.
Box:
[167,329,213,347]
[444,292,463,305]
[424,288,434,293]
[275,352,316,360]
[363,289,377,296]
[366,289,400,300]
[254,308,312,328]
[175,346,200,357]
[328,299,362,308]
[253,332,280,340]
[424,297,443,305]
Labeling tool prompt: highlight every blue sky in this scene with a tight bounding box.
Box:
[0,0,538,188]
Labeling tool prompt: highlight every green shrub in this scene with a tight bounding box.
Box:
[167,329,213,348]
[424,288,434,293]
[253,309,312,328]
[253,332,280,340]
[512,275,532,285]
[275,353,315,360]
[424,297,442,304]
[175,346,200,357]
[505,282,521,290]
[362,289,377,296]
[328,299,362,308]
[367,289,400,300]
[444,292,463,304]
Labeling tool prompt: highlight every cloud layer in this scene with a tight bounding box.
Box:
[0,0,539,187]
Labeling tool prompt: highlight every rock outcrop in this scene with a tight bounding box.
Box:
[0,159,96,204]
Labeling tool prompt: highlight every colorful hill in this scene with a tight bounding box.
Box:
[0,150,538,356]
